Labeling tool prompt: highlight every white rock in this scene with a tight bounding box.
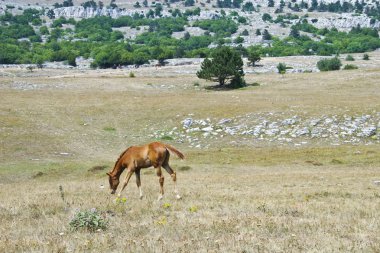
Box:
[218,118,232,125]
[202,126,213,132]
[360,126,377,137]
[182,118,193,128]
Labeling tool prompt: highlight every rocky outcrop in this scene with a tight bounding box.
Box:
[53,6,144,19]
[51,5,380,31]
[151,112,380,148]
[53,6,221,20]
[310,13,380,30]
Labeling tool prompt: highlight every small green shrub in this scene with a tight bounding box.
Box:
[317,57,342,71]
[129,71,135,77]
[363,53,370,60]
[229,75,246,88]
[234,36,244,44]
[277,62,287,74]
[345,55,355,61]
[69,209,108,232]
[343,64,358,70]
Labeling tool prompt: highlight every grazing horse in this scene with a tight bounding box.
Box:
[107,142,184,200]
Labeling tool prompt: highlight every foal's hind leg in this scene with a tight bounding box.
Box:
[135,169,143,199]
[163,163,181,200]
[156,167,165,201]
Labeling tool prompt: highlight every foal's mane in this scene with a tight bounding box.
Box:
[111,147,131,174]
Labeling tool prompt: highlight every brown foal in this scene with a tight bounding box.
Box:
[107,142,184,200]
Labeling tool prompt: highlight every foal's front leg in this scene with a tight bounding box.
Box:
[117,168,134,197]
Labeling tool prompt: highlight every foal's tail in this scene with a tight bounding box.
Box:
[165,144,185,159]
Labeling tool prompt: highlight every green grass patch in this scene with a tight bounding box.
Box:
[178,165,192,171]
[0,161,98,182]
[186,145,379,167]
[160,135,174,141]
[103,126,116,132]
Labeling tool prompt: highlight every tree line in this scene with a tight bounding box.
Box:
[1,8,380,68]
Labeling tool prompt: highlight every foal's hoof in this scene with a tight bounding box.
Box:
[139,195,144,200]
[157,195,164,201]
[176,194,182,200]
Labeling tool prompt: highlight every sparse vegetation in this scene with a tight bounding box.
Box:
[69,209,108,232]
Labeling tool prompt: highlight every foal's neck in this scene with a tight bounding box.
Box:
[110,159,126,179]
[110,148,130,178]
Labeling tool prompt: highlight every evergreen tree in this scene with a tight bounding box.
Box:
[290,27,300,38]
[247,47,261,66]
[184,0,195,7]
[242,2,255,12]
[47,9,55,19]
[309,0,318,11]
[262,29,272,40]
[197,46,245,87]
[232,0,243,8]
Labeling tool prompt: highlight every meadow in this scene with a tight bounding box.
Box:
[0,54,379,252]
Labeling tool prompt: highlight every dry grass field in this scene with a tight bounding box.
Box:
[0,54,380,252]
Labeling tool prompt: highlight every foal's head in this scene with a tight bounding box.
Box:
[106,172,119,194]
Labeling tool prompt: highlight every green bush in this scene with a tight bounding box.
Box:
[193,18,238,38]
[343,64,358,70]
[262,13,272,22]
[277,62,287,74]
[69,209,108,232]
[234,36,244,44]
[317,57,342,71]
[345,55,355,61]
[363,53,370,60]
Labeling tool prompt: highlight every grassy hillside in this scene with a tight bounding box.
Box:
[0,55,379,251]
